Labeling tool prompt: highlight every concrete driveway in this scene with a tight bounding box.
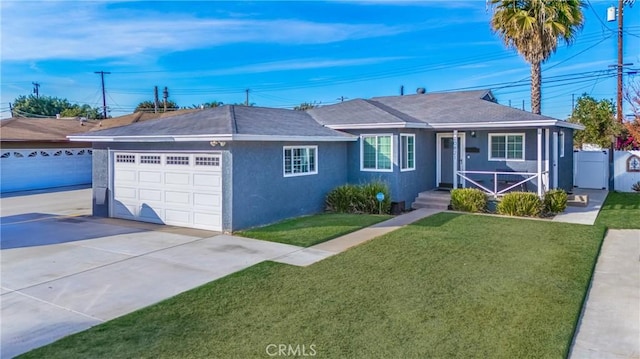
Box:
[1,188,304,358]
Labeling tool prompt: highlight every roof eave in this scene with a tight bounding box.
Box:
[428,121,584,130]
[67,134,357,143]
[325,123,428,130]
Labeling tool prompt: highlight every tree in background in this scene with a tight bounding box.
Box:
[188,101,224,109]
[569,94,621,149]
[621,78,640,149]
[294,102,319,111]
[12,95,103,119]
[135,100,179,112]
[490,0,584,114]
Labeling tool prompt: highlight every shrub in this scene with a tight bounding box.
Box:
[632,181,640,192]
[543,189,568,214]
[497,192,542,217]
[326,181,391,214]
[451,188,487,213]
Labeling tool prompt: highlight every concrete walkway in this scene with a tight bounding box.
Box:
[569,229,640,359]
[274,208,441,266]
[552,188,608,225]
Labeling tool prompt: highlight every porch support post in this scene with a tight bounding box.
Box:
[544,129,550,189]
[537,128,543,197]
[453,130,458,189]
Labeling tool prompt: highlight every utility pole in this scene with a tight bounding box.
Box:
[94,71,110,119]
[337,96,348,102]
[245,89,250,106]
[9,103,13,117]
[154,86,159,114]
[400,85,404,96]
[572,94,575,113]
[163,86,169,112]
[32,82,40,98]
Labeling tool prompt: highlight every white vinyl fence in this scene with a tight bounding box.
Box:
[574,149,640,192]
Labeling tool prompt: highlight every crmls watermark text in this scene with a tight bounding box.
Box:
[265,343,317,357]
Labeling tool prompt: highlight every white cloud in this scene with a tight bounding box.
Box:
[0,1,409,61]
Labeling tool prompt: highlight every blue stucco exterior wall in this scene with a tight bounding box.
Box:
[343,129,436,208]
[229,141,348,230]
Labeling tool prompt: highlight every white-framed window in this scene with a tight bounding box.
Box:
[400,134,415,171]
[489,133,525,161]
[559,131,565,158]
[283,146,317,177]
[361,134,393,171]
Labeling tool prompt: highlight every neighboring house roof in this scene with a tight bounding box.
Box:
[0,110,199,143]
[69,105,356,142]
[309,90,584,130]
[0,117,100,142]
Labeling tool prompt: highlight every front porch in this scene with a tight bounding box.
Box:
[438,128,554,199]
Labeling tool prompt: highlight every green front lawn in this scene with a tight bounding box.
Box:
[595,192,640,229]
[23,213,604,358]
[236,213,392,247]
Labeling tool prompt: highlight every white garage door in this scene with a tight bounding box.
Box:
[0,148,92,193]
[112,152,222,231]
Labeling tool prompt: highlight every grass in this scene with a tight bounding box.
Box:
[595,192,640,229]
[21,213,604,359]
[236,213,392,247]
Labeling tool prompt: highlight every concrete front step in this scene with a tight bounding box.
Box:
[411,191,451,210]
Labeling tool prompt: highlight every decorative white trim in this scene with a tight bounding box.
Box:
[360,133,394,172]
[283,145,318,177]
[552,132,559,189]
[400,134,416,172]
[488,133,526,162]
[559,130,565,158]
[436,132,466,187]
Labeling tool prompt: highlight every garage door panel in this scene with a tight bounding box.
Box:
[194,193,221,208]
[113,152,222,231]
[139,171,162,184]
[194,213,221,227]
[165,209,191,224]
[115,187,137,200]
[165,172,190,186]
[139,189,162,202]
[193,173,220,187]
[117,170,137,182]
[165,191,191,205]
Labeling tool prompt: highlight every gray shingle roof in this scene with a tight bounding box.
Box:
[371,90,562,124]
[74,105,352,139]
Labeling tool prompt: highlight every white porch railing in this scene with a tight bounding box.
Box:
[456,170,549,198]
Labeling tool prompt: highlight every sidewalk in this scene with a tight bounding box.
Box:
[569,229,640,359]
[273,208,441,266]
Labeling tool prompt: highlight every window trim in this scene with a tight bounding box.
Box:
[488,133,525,161]
[559,131,565,158]
[400,134,416,172]
[360,134,394,172]
[283,145,318,177]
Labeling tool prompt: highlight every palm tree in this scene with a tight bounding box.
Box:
[490,0,584,114]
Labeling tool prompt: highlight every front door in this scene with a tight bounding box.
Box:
[437,133,465,189]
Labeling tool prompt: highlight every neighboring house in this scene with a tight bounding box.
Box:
[69,90,583,232]
[0,110,196,193]
[0,118,97,193]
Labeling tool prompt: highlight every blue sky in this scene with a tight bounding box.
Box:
[1,0,639,120]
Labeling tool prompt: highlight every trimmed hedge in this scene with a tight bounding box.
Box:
[496,192,542,217]
[451,188,487,213]
[326,181,391,214]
